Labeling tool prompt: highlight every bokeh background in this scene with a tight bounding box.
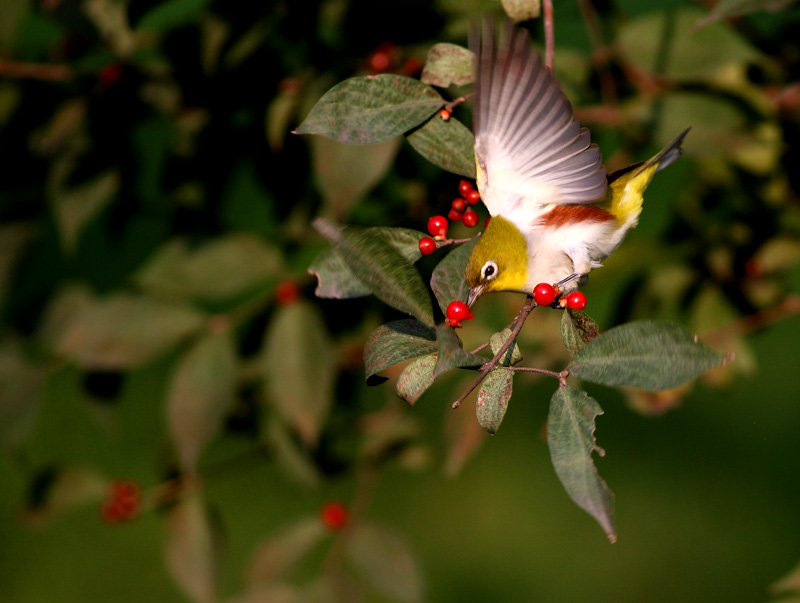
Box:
[2,0,800,601]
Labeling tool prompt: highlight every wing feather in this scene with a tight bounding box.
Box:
[471,20,607,221]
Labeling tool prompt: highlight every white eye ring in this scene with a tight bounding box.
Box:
[481,260,498,282]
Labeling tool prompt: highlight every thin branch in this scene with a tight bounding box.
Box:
[496,365,563,379]
[543,0,555,73]
[577,0,617,107]
[452,295,536,408]
[0,59,73,82]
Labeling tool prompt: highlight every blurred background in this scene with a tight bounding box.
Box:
[2,0,800,601]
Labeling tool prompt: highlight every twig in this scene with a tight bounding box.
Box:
[452,296,536,408]
[543,0,555,73]
[577,0,617,107]
[0,59,73,82]
[444,93,473,112]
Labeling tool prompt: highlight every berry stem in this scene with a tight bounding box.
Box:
[452,295,537,409]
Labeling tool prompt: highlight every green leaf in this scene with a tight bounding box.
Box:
[166,332,237,473]
[430,238,478,314]
[396,353,437,405]
[501,0,542,21]
[617,8,761,79]
[568,321,728,391]
[548,385,616,542]
[55,293,206,369]
[364,319,437,384]
[135,234,285,303]
[263,413,321,487]
[406,114,476,178]
[164,490,223,603]
[314,219,434,326]
[489,328,522,366]
[263,301,336,447]
[695,0,794,28]
[0,338,45,452]
[310,135,401,218]
[476,369,513,435]
[560,309,599,356]
[310,227,425,300]
[420,43,474,87]
[346,522,424,602]
[49,169,119,255]
[137,0,211,30]
[244,518,327,587]
[433,324,485,378]
[294,75,445,145]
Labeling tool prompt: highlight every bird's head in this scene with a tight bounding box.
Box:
[465,215,529,306]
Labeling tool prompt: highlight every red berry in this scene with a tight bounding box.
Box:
[101,500,124,525]
[99,63,123,87]
[419,237,436,255]
[320,502,349,531]
[533,283,557,306]
[565,291,587,310]
[438,108,451,121]
[451,198,466,212]
[458,180,473,196]
[462,209,479,228]
[427,215,448,238]
[466,189,481,204]
[446,300,473,327]
[275,280,301,306]
[484,216,491,230]
[447,208,463,221]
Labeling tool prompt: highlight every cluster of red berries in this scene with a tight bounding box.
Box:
[366,42,423,76]
[418,180,483,256]
[100,480,141,525]
[320,501,349,531]
[532,283,587,310]
[446,300,473,328]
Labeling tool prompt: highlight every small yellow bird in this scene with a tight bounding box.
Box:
[465,21,688,307]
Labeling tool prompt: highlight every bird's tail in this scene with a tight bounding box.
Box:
[608,128,690,227]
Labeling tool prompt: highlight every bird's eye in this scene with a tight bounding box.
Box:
[481,261,498,282]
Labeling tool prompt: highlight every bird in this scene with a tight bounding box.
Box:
[464,20,689,307]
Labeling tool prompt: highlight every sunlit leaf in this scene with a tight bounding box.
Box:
[548,385,616,542]
[769,558,800,598]
[294,74,444,144]
[244,517,326,586]
[568,321,728,391]
[166,332,237,473]
[364,319,437,384]
[164,491,222,603]
[489,328,522,366]
[433,324,484,378]
[311,135,400,218]
[476,368,513,435]
[430,238,477,314]
[137,0,211,30]
[314,219,434,326]
[310,227,426,299]
[560,309,599,356]
[27,466,107,520]
[263,301,335,447]
[55,293,206,370]
[695,0,795,28]
[406,114,476,178]
[135,234,285,303]
[501,0,542,22]
[396,353,437,405]
[346,522,423,602]
[420,43,474,87]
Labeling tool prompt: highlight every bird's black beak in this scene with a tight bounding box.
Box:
[467,285,483,308]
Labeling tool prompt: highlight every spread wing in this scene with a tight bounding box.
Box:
[471,21,607,223]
